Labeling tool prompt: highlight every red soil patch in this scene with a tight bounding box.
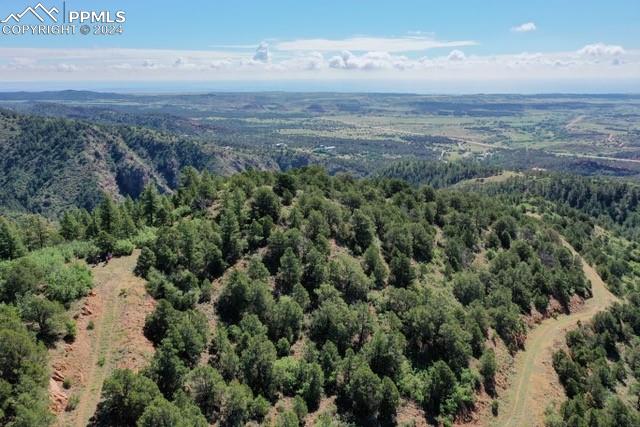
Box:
[48,251,156,426]
[397,399,429,427]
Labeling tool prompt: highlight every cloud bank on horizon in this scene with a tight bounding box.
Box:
[0,34,638,92]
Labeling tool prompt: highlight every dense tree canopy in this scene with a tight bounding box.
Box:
[6,165,637,426]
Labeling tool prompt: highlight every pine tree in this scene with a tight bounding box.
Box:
[21,214,53,250]
[60,211,82,240]
[99,195,121,235]
[350,210,375,254]
[220,208,245,264]
[276,248,302,295]
[0,217,25,260]
[388,251,415,287]
[141,185,160,225]
[363,244,388,288]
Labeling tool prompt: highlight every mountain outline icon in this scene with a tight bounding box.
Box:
[1,3,59,24]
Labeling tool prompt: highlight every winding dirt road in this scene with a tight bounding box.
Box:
[495,238,618,427]
[49,251,155,427]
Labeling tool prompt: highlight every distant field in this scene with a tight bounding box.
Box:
[2,91,640,178]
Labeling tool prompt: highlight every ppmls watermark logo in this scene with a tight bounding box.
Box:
[1,2,126,36]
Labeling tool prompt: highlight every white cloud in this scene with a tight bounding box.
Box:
[8,57,36,67]
[142,59,157,69]
[111,63,132,70]
[173,57,199,69]
[447,50,466,61]
[275,36,477,52]
[281,51,325,70]
[511,22,537,33]
[209,59,233,70]
[578,43,625,57]
[326,50,414,70]
[253,42,271,62]
[0,44,638,90]
[55,63,78,72]
[328,54,346,69]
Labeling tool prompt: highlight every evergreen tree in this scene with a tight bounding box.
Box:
[379,376,399,425]
[251,186,281,222]
[350,210,375,254]
[99,195,121,235]
[137,396,208,427]
[141,185,161,225]
[276,248,302,295]
[183,365,226,422]
[0,217,25,260]
[346,363,382,417]
[220,208,246,264]
[362,244,388,288]
[479,348,497,393]
[98,369,161,425]
[135,246,157,278]
[388,251,415,288]
[303,247,327,292]
[60,211,83,240]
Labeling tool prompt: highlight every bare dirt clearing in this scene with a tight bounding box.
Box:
[48,250,155,427]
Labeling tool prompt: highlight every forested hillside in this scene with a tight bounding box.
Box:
[0,110,275,216]
[1,166,614,426]
[490,174,640,239]
[378,160,501,188]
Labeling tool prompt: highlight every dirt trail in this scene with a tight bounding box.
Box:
[565,115,585,131]
[494,238,618,427]
[550,152,640,164]
[49,251,156,427]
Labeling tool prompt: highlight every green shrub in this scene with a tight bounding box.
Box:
[66,241,100,260]
[97,369,161,425]
[250,395,270,422]
[276,337,291,357]
[534,294,549,313]
[131,227,157,248]
[293,395,308,422]
[113,239,134,256]
[66,394,80,412]
[19,293,68,344]
[64,319,77,342]
[45,263,93,306]
[273,357,302,395]
[479,349,497,391]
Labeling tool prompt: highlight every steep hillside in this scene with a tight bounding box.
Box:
[3,167,640,426]
[0,110,276,215]
[65,168,595,425]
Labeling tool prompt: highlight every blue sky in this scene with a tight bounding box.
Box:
[0,0,639,92]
